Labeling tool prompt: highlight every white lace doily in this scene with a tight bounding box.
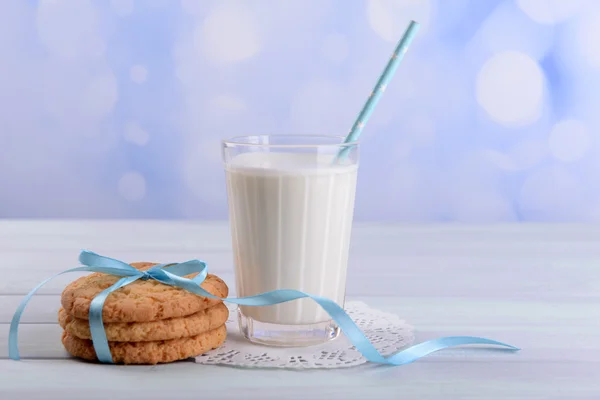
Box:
[195,301,414,369]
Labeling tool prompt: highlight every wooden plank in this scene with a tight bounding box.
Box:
[2,295,597,328]
[3,322,599,363]
[0,258,236,295]
[3,253,598,299]
[4,221,600,257]
[2,221,600,299]
[0,295,61,323]
[3,296,599,362]
[0,249,235,270]
[0,220,233,252]
[0,358,598,400]
[1,324,66,359]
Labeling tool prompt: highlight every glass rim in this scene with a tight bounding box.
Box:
[222,134,359,149]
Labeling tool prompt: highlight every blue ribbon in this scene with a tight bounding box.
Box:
[9,251,519,364]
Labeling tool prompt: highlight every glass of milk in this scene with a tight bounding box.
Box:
[222,135,359,346]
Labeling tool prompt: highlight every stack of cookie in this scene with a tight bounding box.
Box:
[58,262,229,364]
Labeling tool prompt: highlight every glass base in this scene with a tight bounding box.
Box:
[238,309,340,347]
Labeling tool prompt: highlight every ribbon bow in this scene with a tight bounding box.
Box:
[10,251,519,365]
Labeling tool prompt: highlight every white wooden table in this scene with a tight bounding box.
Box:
[0,221,598,399]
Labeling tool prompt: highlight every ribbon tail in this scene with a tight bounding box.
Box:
[384,336,519,366]
[88,276,140,364]
[9,266,99,361]
[229,291,519,365]
[305,296,519,365]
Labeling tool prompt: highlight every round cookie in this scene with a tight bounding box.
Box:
[61,325,227,364]
[58,303,229,342]
[61,262,229,322]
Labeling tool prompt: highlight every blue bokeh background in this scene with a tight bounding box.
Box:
[1,0,599,221]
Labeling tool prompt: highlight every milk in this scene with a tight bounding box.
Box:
[225,152,358,325]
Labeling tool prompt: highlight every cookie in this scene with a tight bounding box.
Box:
[61,262,229,322]
[61,325,227,364]
[58,303,229,342]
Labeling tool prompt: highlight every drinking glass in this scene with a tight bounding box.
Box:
[222,135,359,346]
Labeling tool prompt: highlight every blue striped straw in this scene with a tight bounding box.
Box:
[337,20,420,161]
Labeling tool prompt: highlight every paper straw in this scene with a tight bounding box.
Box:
[337,20,420,160]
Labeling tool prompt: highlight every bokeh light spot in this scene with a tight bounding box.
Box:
[510,138,548,170]
[366,0,431,42]
[478,1,554,61]
[483,149,517,171]
[519,166,584,220]
[476,51,546,127]
[548,119,591,162]
[36,0,99,60]
[118,171,146,202]
[130,64,149,84]
[82,72,119,120]
[575,8,600,68]
[516,0,586,25]
[124,122,149,146]
[195,3,261,64]
[211,94,247,113]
